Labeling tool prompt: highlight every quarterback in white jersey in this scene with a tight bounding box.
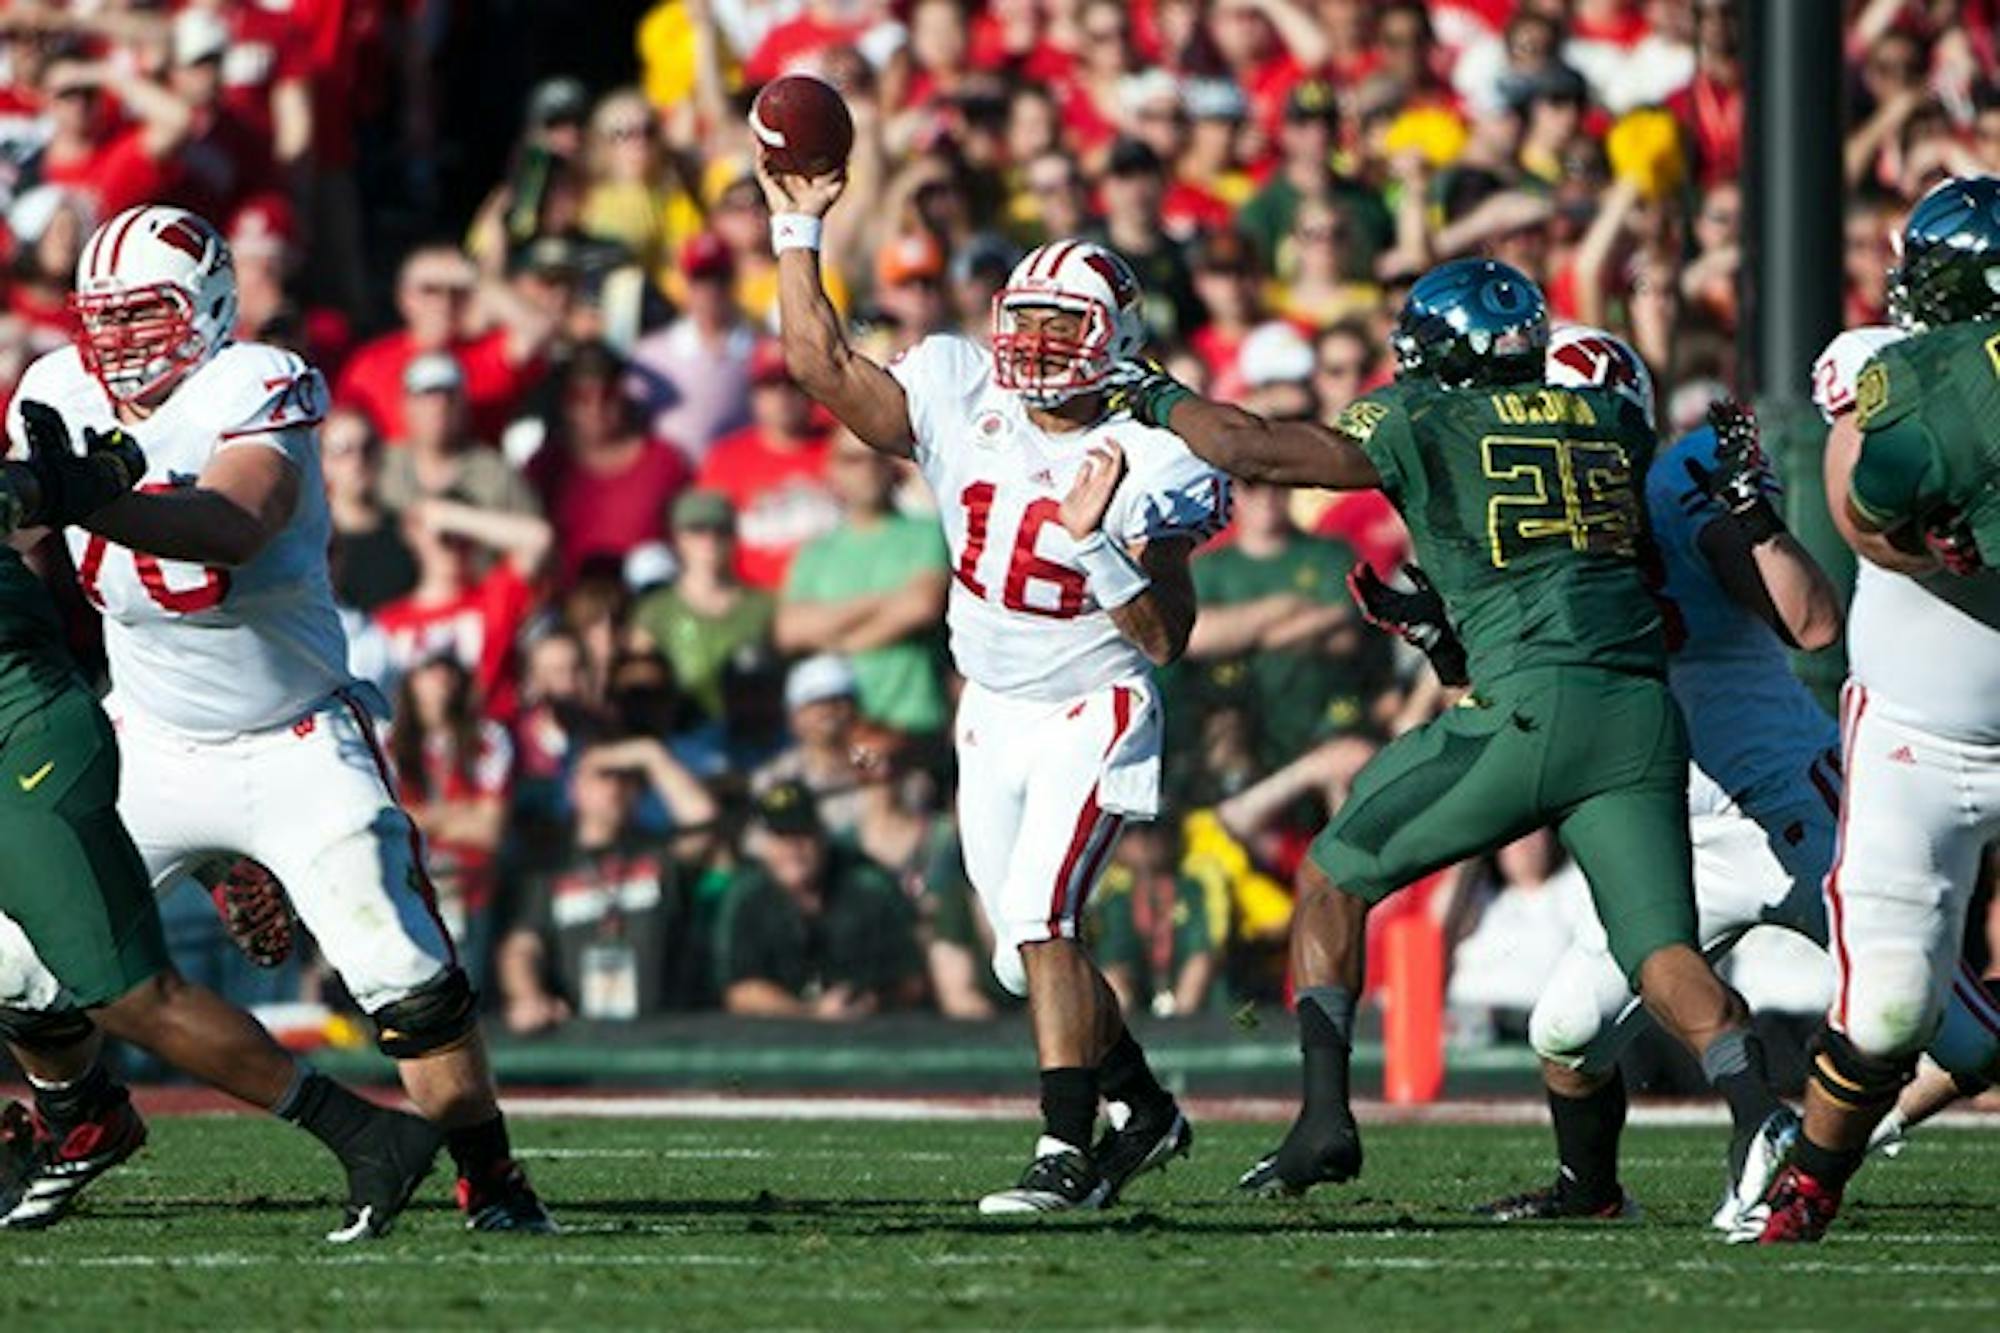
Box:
[760,159,1225,1214]
[0,205,551,1232]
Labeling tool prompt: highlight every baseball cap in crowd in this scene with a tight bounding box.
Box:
[749,339,793,387]
[681,232,735,283]
[172,9,229,66]
[876,231,945,289]
[1285,79,1339,126]
[1238,322,1316,389]
[403,352,464,396]
[950,232,1019,288]
[755,780,824,838]
[622,541,679,594]
[671,488,735,533]
[228,193,297,259]
[1106,136,1165,178]
[527,76,590,131]
[785,653,857,712]
[1183,78,1248,124]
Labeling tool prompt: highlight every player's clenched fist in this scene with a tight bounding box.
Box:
[1060,443,1126,539]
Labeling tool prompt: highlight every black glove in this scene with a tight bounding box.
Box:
[1347,561,1469,688]
[1106,359,1196,430]
[1922,503,1983,575]
[1684,398,1784,543]
[16,400,146,526]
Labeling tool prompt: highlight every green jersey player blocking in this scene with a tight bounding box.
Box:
[1115,258,1789,1211]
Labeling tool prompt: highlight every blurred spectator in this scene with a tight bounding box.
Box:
[1843,196,1899,329]
[579,88,701,290]
[947,233,1018,343]
[714,779,924,1019]
[498,735,720,1031]
[230,192,352,376]
[528,342,692,585]
[1268,196,1376,327]
[754,654,866,839]
[336,246,552,445]
[162,7,280,221]
[696,341,839,590]
[777,430,950,737]
[1239,81,1392,282]
[324,407,417,614]
[1681,179,1740,334]
[1089,137,1201,342]
[5,186,91,351]
[1189,478,1390,767]
[1667,0,1742,191]
[846,722,996,1020]
[631,489,778,724]
[1187,230,1265,402]
[388,654,511,975]
[373,497,552,717]
[510,627,610,827]
[1014,149,1093,246]
[1445,831,1592,1031]
[873,230,952,350]
[1091,821,1222,1019]
[378,353,543,517]
[37,53,189,221]
[633,231,754,461]
[1508,63,1589,189]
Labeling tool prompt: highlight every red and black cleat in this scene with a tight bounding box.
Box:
[1755,1164,1843,1245]
[0,1091,148,1230]
[207,856,294,968]
[457,1159,560,1234]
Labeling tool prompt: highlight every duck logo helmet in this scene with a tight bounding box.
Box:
[1544,322,1656,431]
[1391,257,1548,389]
[70,204,238,407]
[991,240,1147,407]
[1888,175,2000,331]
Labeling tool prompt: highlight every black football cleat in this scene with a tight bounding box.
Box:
[0,1089,148,1230]
[457,1159,559,1234]
[1237,1113,1363,1197]
[1474,1177,1640,1222]
[1091,1100,1193,1204]
[206,857,294,969]
[326,1108,443,1243]
[978,1137,1111,1215]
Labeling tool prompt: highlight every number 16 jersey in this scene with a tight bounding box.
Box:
[890,334,1228,702]
[1332,378,1665,683]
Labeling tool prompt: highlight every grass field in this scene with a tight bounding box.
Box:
[3,1108,1999,1331]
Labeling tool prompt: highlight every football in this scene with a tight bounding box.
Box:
[749,74,855,178]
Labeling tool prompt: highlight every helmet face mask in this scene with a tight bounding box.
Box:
[69,205,238,408]
[990,240,1146,409]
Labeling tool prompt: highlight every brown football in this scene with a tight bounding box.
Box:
[749,74,855,178]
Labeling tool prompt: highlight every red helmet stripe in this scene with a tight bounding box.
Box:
[106,207,147,277]
[1039,239,1079,279]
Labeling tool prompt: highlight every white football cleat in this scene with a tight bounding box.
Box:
[978,1137,1111,1215]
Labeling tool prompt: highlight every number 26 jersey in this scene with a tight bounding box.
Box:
[1331,378,1665,682]
[890,334,1229,702]
[7,341,352,739]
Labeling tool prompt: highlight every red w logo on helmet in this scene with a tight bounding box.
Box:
[1083,252,1137,307]
[155,217,211,262]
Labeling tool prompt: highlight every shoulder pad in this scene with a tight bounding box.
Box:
[1812,326,1907,423]
[188,342,326,440]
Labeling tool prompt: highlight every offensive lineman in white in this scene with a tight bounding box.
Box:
[0,206,553,1233]
[757,159,1228,1212]
[1456,327,2000,1236]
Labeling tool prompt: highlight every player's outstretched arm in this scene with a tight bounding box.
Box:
[1115,363,1380,490]
[758,157,915,459]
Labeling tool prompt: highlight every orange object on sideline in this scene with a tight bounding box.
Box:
[1381,913,1445,1105]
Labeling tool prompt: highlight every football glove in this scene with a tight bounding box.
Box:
[15,400,147,526]
[1106,358,1196,430]
[1922,503,1983,576]
[1684,398,1784,543]
[1347,561,1469,688]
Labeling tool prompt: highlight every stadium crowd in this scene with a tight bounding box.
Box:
[0,0,1991,1036]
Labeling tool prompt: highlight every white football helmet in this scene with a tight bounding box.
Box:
[991,239,1147,407]
[1544,322,1656,432]
[70,204,238,406]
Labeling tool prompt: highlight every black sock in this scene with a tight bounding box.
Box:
[1702,1029,1782,1135]
[1039,1067,1098,1153]
[30,1063,116,1136]
[1099,1028,1172,1123]
[274,1071,380,1161]
[1297,986,1355,1120]
[1549,1072,1626,1208]
[1793,1133,1865,1191]
[446,1114,513,1181]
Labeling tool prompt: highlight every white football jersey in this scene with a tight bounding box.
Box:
[889,334,1229,701]
[1814,326,2000,743]
[8,341,353,738]
[1646,428,1839,820]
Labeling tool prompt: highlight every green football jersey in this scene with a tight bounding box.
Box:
[1850,320,2000,558]
[0,547,78,717]
[1332,378,1664,681]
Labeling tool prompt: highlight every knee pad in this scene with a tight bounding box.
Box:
[370,967,478,1060]
[990,944,1029,999]
[1529,987,1610,1073]
[0,1005,94,1055]
[1809,1026,1913,1115]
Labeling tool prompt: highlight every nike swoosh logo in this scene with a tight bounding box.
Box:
[17,761,52,792]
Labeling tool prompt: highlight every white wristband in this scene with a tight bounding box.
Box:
[771,213,823,253]
[1072,530,1151,609]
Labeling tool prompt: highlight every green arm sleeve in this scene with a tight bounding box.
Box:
[1850,413,1945,531]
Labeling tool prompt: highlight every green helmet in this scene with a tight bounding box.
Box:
[1390,258,1549,389]
[1888,175,2000,330]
